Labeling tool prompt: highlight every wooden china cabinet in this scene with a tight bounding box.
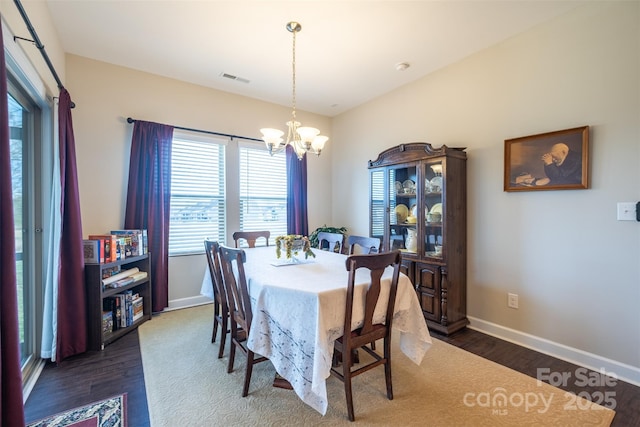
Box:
[368,142,468,334]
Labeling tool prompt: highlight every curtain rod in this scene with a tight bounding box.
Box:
[126,117,262,142]
[13,0,75,108]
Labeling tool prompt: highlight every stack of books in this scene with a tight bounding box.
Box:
[102,291,144,335]
[83,229,148,264]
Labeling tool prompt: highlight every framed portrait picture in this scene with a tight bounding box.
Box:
[504,126,589,192]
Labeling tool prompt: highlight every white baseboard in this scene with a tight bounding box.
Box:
[167,295,213,311]
[468,316,640,388]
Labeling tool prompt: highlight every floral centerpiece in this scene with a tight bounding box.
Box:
[275,235,316,260]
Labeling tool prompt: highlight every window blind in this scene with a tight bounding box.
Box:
[169,136,226,255]
[370,169,385,239]
[238,144,287,246]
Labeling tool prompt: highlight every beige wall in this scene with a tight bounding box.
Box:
[64,55,332,306]
[332,1,639,381]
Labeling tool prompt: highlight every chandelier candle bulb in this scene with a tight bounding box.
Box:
[260,128,284,140]
[312,135,329,154]
[297,126,320,146]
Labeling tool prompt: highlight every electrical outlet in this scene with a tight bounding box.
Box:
[508,293,519,309]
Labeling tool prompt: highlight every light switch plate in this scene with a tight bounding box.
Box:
[508,293,519,309]
[617,202,636,221]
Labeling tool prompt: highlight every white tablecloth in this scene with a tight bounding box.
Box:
[201,246,432,414]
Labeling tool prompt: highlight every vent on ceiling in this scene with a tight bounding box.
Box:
[220,72,250,84]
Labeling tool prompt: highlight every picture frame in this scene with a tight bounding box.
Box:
[504,126,589,192]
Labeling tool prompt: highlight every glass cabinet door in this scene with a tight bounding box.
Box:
[389,165,418,253]
[423,160,443,258]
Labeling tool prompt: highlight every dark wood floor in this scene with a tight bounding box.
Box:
[24,330,149,427]
[24,326,639,426]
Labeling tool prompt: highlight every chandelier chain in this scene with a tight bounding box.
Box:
[291,27,297,121]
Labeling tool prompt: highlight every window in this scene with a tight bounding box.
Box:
[8,74,43,387]
[239,143,287,246]
[9,89,31,368]
[168,135,288,255]
[370,169,385,239]
[169,132,226,255]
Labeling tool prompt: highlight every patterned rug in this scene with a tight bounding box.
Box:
[26,394,127,427]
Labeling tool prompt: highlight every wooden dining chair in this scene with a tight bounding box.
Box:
[204,239,229,359]
[347,235,381,255]
[317,231,344,253]
[232,230,270,248]
[347,235,383,351]
[218,244,268,397]
[330,250,402,422]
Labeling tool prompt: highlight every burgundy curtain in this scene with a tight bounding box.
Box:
[124,121,173,312]
[286,145,309,236]
[0,19,26,426]
[56,88,88,361]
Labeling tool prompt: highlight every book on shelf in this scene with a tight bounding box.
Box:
[109,277,134,288]
[102,265,121,280]
[132,295,143,322]
[96,238,109,263]
[110,229,146,256]
[83,239,103,264]
[142,229,148,254]
[112,236,127,260]
[117,294,126,327]
[102,310,113,336]
[112,290,135,328]
[125,290,134,326]
[88,234,117,263]
[110,294,126,328]
[103,297,121,331]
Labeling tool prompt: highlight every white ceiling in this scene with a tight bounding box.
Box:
[45,1,581,117]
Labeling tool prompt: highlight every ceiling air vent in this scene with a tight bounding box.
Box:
[220,72,250,84]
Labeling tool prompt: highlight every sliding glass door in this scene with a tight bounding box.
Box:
[8,77,42,383]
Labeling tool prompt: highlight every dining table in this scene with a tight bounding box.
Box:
[201,245,432,415]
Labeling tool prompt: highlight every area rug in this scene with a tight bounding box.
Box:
[26,394,127,427]
[139,305,615,426]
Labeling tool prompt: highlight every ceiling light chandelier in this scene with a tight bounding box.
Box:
[260,21,328,160]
